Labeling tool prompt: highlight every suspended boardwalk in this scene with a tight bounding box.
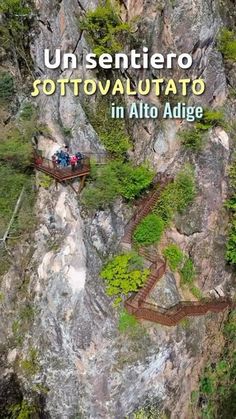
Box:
[122,178,233,326]
[34,152,107,193]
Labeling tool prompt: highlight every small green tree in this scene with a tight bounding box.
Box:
[101,252,149,304]
[179,128,203,151]
[180,258,196,284]
[163,244,184,271]
[133,214,164,246]
[218,28,236,61]
[9,400,37,419]
[118,309,138,332]
[81,0,132,56]
[0,72,14,102]
[118,163,154,200]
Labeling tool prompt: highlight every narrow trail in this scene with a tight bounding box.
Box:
[121,177,233,326]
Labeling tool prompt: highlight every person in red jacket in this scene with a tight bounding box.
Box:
[70,155,77,171]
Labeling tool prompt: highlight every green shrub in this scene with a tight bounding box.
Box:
[226,218,236,264]
[200,109,225,128]
[0,126,33,169]
[82,160,154,210]
[20,347,40,377]
[118,309,138,332]
[218,28,236,61]
[198,311,236,418]
[85,99,131,156]
[19,103,35,121]
[81,0,132,56]
[154,165,196,224]
[163,244,184,271]
[180,258,196,285]
[8,400,37,419]
[38,173,53,189]
[0,72,14,101]
[190,285,203,300]
[133,214,164,246]
[226,158,236,265]
[117,163,154,200]
[179,127,203,151]
[100,252,149,304]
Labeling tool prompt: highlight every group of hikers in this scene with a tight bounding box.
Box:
[52,146,84,171]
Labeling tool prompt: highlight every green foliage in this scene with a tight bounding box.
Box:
[20,347,40,377]
[101,252,149,304]
[200,109,225,128]
[0,165,35,237]
[226,218,236,264]
[154,165,196,225]
[0,71,14,102]
[218,28,236,61]
[163,244,184,271]
[19,103,35,120]
[133,214,164,246]
[62,126,72,137]
[38,173,53,189]
[179,109,225,151]
[85,99,131,156]
[198,311,236,418]
[0,0,33,78]
[190,285,203,300]
[0,126,33,169]
[163,244,201,298]
[0,0,30,15]
[81,0,132,56]
[82,162,121,209]
[179,127,203,151]
[8,400,37,419]
[130,406,168,419]
[82,160,154,210]
[226,158,236,265]
[117,163,154,200]
[180,258,196,285]
[118,309,138,332]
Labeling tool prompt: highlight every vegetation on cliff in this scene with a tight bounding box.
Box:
[101,252,149,305]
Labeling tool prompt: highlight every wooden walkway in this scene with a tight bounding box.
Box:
[34,156,90,182]
[122,178,233,326]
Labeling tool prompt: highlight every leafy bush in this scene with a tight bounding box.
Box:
[174,165,196,212]
[0,126,32,168]
[118,309,138,332]
[218,28,236,61]
[133,214,164,246]
[19,103,35,120]
[0,0,32,78]
[85,99,131,156]
[198,311,236,418]
[82,160,154,210]
[225,158,236,265]
[179,127,203,151]
[0,72,14,101]
[117,163,154,200]
[20,347,40,377]
[100,252,149,304]
[81,0,132,56]
[200,109,225,128]
[163,244,184,271]
[226,218,236,264]
[9,400,37,419]
[180,258,196,284]
[154,165,196,225]
[179,109,225,151]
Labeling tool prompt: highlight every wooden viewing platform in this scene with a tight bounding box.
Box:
[34,152,107,193]
[34,156,91,182]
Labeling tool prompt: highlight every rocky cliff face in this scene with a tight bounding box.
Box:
[0,0,235,418]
